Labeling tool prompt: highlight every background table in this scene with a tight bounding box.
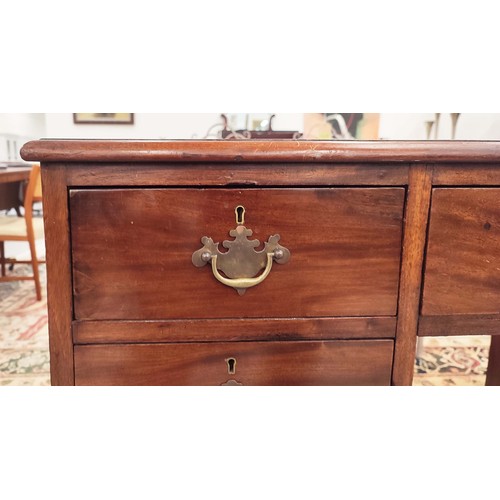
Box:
[0,164,32,214]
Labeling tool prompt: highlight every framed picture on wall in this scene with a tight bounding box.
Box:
[73,113,134,124]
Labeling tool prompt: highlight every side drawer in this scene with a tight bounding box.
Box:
[74,340,394,386]
[422,188,500,315]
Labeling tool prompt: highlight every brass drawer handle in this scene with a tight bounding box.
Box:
[211,252,274,291]
[192,210,290,295]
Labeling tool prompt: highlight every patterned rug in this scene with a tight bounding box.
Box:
[0,265,491,386]
[0,264,50,386]
[413,336,490,386]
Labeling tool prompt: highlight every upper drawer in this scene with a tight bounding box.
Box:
[422,188,500,315]
[70,188,404,320]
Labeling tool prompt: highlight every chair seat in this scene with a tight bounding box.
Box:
[0,216,45,239]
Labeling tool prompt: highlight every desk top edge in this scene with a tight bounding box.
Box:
[20,139,500,164]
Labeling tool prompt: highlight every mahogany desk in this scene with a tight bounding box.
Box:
[20,140,500,385]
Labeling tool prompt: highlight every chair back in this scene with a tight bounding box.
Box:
[33,164,42,202]
[23,164,41,225]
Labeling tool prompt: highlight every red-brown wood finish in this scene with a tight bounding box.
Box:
[419,315,500,337]
[40,164,74,385]
[433,164,500,185]
[392,165,433,386]
[422,189,500,316]
[72,317,397,344]
[74,340,394,386]
[70,188,405,320]
[0,166,32,184]
[64,163,409,187]
[19,140,500,386]
[20,139,500,163]
[0,166,31,213]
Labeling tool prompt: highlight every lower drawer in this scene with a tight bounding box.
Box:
[74,340,394,386]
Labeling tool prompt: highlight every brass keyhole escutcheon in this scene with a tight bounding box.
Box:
[235,205,245,225]
[192,206,290,295]
[226,357,236,375]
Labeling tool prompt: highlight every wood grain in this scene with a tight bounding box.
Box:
[422,189,500,316]
[64,162,409,187]
[72,317,397,344]
[433,164,500,185]
[70,188,404,320]
[40,164,74,385]
[74,340,394,386]
[21,139,500,163]
[419,315,500,337]
[392,165,433,386]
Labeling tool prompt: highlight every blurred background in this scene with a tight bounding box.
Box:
[2,112,500,163]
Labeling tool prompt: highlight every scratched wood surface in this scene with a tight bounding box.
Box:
[70,188,405,320]
[74,340,394,386]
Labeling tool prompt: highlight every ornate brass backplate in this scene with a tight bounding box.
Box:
[192,208,290,295]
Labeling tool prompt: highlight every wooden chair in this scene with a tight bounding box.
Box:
[0,164,44,300]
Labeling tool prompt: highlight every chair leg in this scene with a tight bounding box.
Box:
[485,336,500,386]
[28,237,42,301]
[0,241,5,277]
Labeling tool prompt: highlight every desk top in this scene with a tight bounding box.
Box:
[20,139,500,164]
[0,166,32,184]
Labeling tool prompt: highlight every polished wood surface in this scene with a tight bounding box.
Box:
[40,165,74,385]
[392,165,433,386]
[422,189,500,316]
[64,163,409,187]
[419,315,500,337]
[70,188,404,320]
[72,317,397,344]
[21,139,500,163]
[20,140,500,385]
[433,164,500,185]
[74,340,394,386]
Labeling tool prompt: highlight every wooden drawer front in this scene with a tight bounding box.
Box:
[422,188,500,315]
[74,340,394,386]
[70,188,404,320]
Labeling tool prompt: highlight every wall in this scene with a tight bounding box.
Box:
[2,113,500,144]
[0,114,47,161]
[379,113,500,140]
[0,113,46,137]
[44,113,304,139]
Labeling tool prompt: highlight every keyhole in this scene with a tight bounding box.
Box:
[235,205,245,225]
[226,357,236,375]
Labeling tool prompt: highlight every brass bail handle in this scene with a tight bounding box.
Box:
[192,206,290,295]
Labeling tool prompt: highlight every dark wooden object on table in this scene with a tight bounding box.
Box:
[220,113,301,139]
[20,140,500,386]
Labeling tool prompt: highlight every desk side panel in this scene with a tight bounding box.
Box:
[41,164,74,385]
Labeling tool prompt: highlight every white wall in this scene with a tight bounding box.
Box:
[0,113,47,161]
[44,113,304,139]
[44,113,221,139]
[0,113,46,137]
[2,112,500,143]
[379,113,500,140]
